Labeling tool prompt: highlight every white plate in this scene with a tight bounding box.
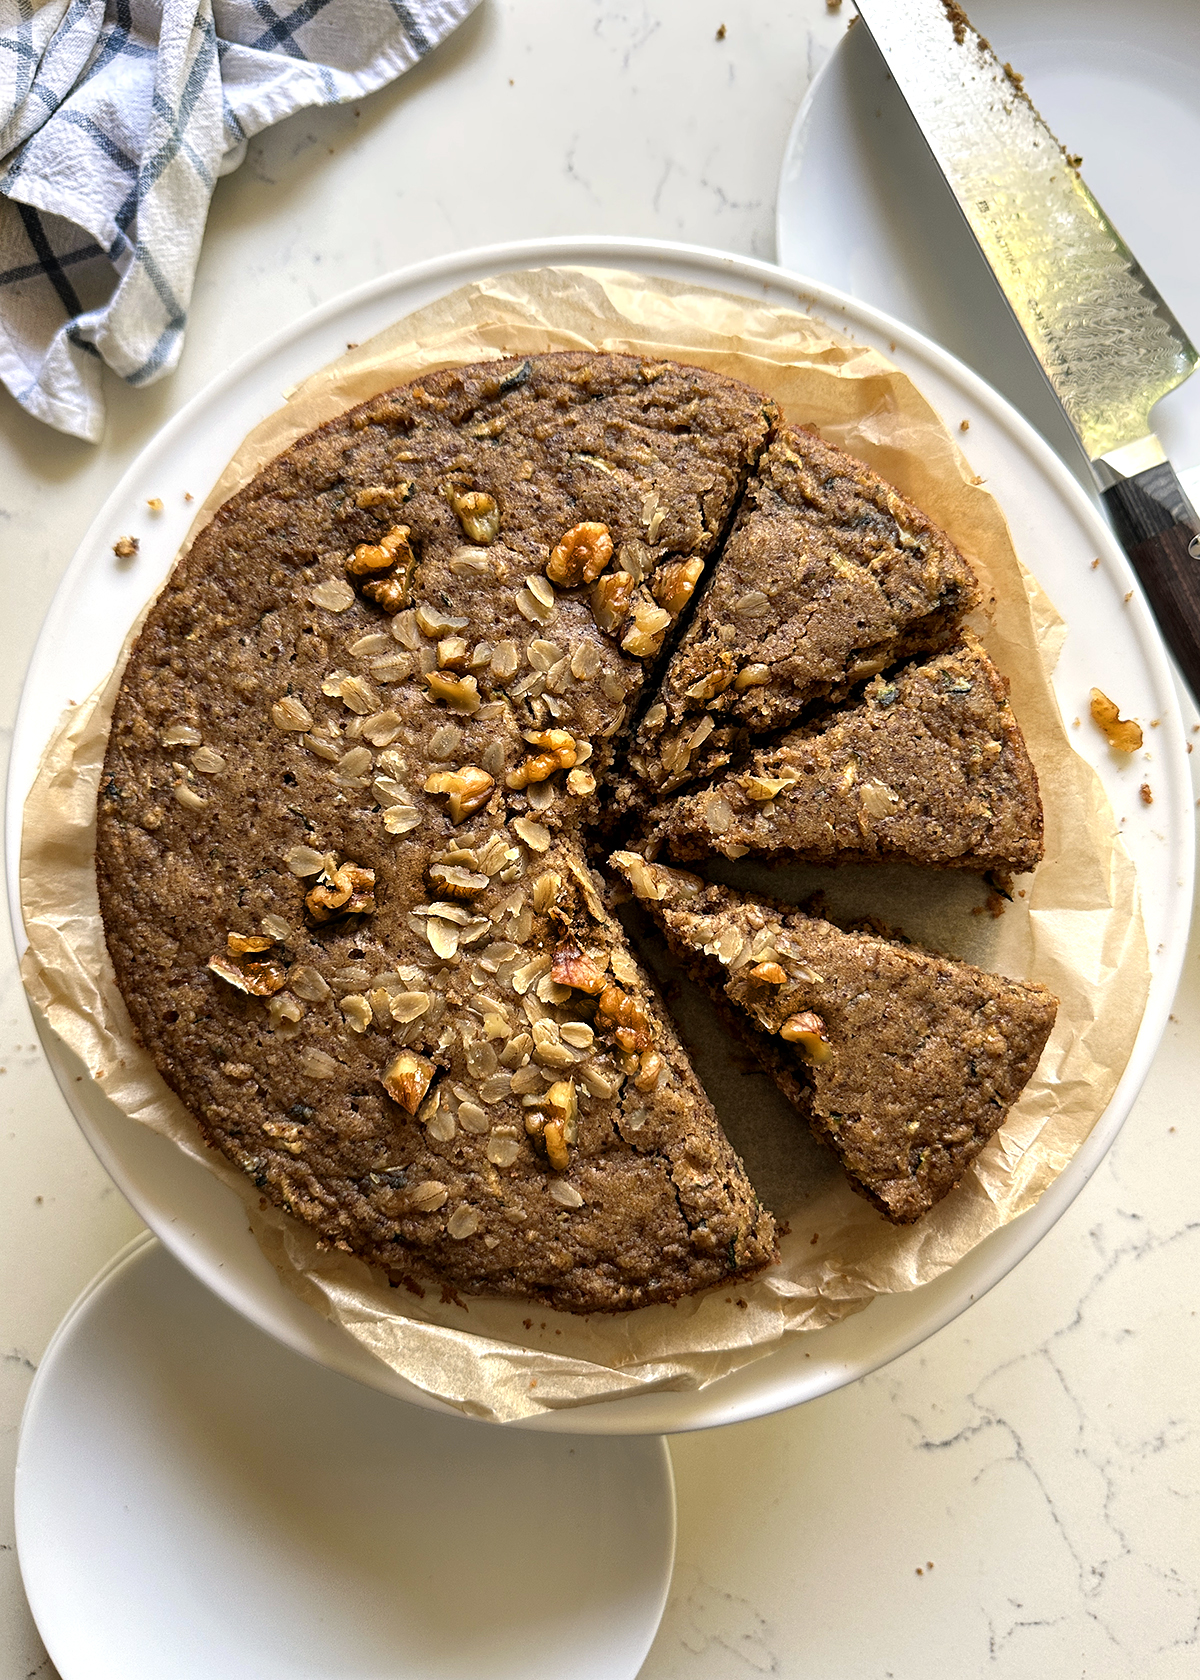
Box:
[14,1234,676,1680]
[5,237,1193,1433]
[777,0,1200,499]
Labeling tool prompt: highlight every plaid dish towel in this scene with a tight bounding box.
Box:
[0,0,478,441]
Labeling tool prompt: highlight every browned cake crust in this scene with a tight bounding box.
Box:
[612,856,1058,1225]
[647,632,1044,874]
[621,425,980,808]
[96,352,779,1314]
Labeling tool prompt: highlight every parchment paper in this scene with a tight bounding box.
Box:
[21,268,1148,1422]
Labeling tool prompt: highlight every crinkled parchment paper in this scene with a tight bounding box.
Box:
[21,268,1148,1421]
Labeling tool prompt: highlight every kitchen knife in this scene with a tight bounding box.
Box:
[851,0,1200,703]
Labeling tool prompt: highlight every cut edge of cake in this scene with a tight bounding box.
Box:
[611,854,1059,1225]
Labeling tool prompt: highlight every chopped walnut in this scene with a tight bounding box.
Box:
[382,1050,436,1114]
[779,1010,834,1064]
[355,483,411,509]
[550,940,607,995]
[424,766,495,823]
[346,524,413,576]
[437,636,470,671]
[207,951,287,996]
[1090,687,1143,752]
[591,572,635,634]
[596,983,652,1052]
[634,1049,665,1092]
[227,932,274,956]
[506,728,577,789]
[749,961,787,985]
[547,522,613,587]
[652,557,705,616]
[428,862,488,898]
[546,1079,578,1144]
[305,860,376,921]
[685,664,734,702]
[362,575,408,615]
[445,487,500,544]
[424,671,481,713]
[621,598,672,659]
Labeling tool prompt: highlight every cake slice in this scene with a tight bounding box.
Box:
[611,855,1058,1224]
[648,633,1044,874]
[621,425,980,806]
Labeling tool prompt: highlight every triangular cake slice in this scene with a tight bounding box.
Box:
[611,856,1058,1224]
[647,633,1043,874]
[621,425,980,807]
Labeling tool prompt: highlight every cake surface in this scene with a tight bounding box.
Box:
[96,351,778,1313]
[95,344,1054,1310]
[621,424,980,809]
[647,632,1044,873]
[612,856,1058,1224]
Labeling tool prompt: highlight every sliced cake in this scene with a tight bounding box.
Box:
[647,632,1043,874]
[96,352,779,1313]
[621,425,980,807]
[611,855,1058,1224]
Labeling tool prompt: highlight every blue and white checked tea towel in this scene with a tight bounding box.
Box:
[0,0,478,441]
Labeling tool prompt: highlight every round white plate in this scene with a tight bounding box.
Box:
[5,237,1193,1433]
[777,0,1200,498]
[15,1234,676,1680]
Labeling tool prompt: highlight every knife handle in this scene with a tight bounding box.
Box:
[1102,462,1200,704]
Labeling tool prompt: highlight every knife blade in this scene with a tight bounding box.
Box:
[851,0,1200,703]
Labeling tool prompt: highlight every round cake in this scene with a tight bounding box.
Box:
[95,349,1050,1313]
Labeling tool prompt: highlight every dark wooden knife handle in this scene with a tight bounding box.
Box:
[1102,462,1200,703]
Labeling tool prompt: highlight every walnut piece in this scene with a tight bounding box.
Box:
[550,941,607,995]
[779,1010,834,1064]
[346,524,413,576]
[446,487,500,544]
[382,1050,436,1114]
[362,575,408,615]
[546,522,613,587]
[506,728,577,789]
[652,557,705,616]
[1090,687,1143,752]
[207,951,287,996]
[597,983,652,1052]
[305,860,376,921]
[591,572,635,634]
[424,766,495,823]
[621,598,672,659]
[424,671,482,713]
[428,862,488,898]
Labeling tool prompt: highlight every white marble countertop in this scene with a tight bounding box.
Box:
[2,3,1198,1675]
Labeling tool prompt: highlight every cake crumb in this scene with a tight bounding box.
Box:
[715,21,726,38]
[1140,783,1153,805]
[1090,557,1100,569]
[959,418,969,431]
[112,535,139,558]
